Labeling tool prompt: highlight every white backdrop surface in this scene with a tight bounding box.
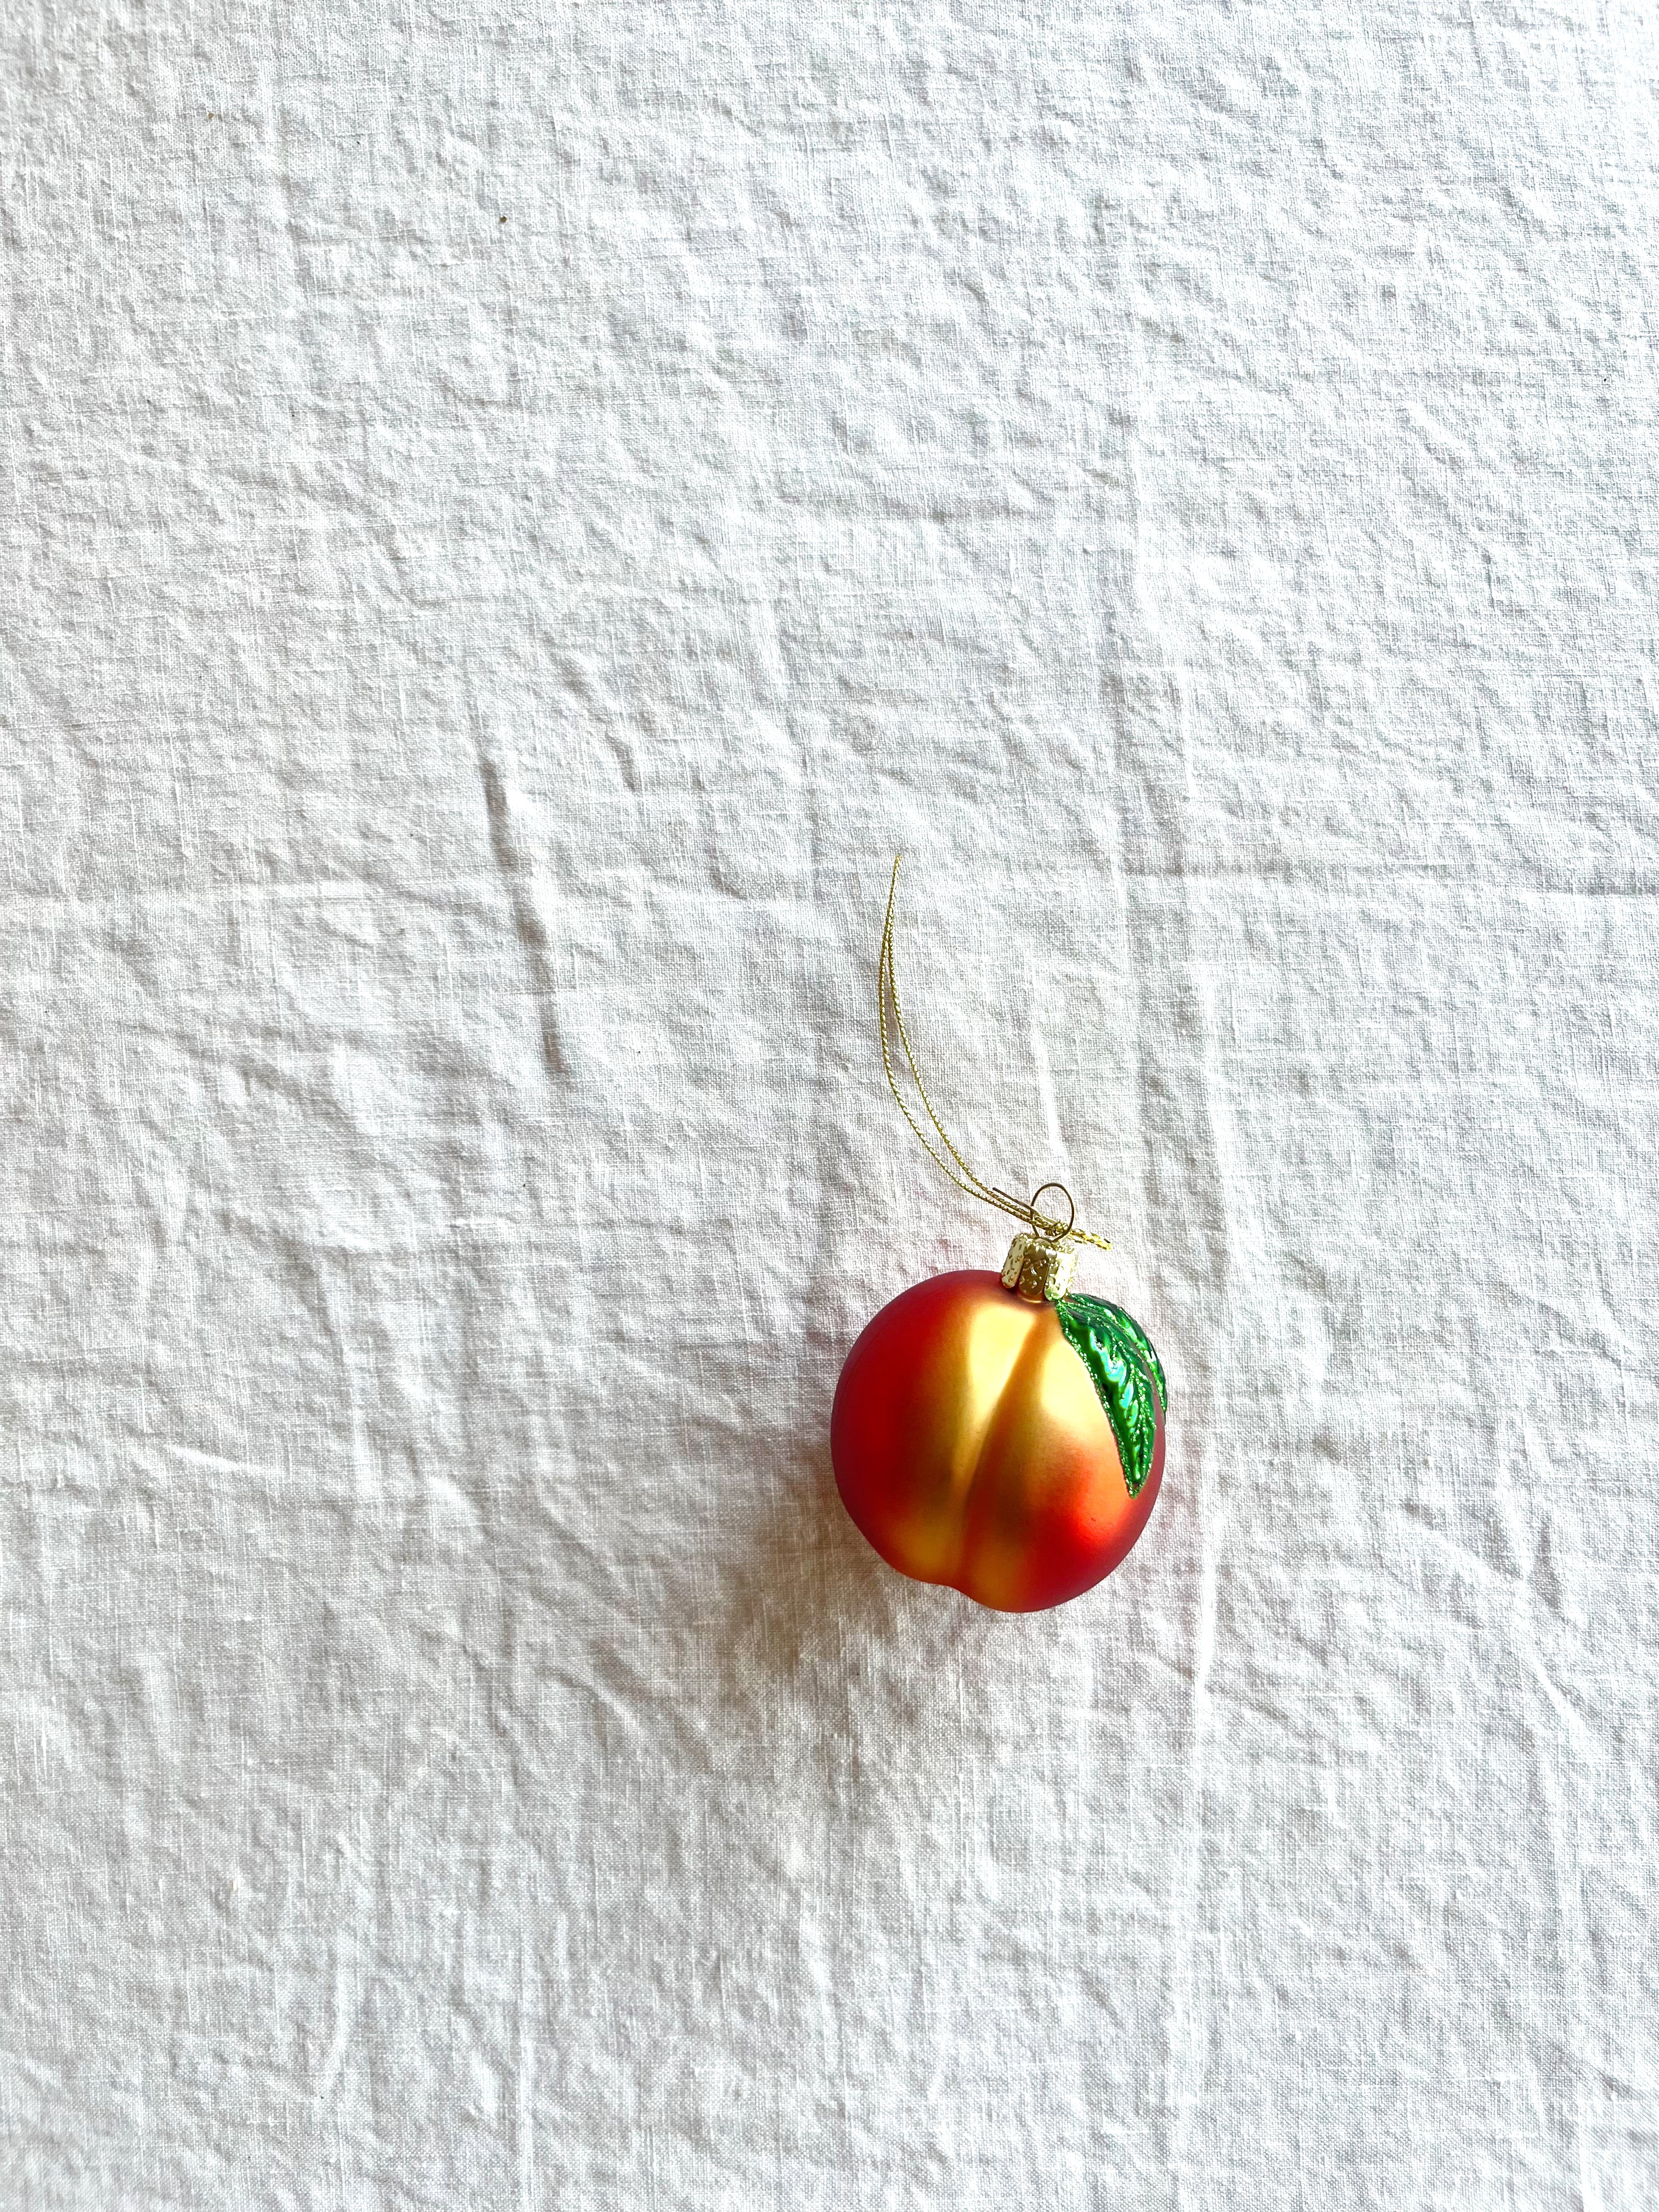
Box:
[4,2,1659,2206]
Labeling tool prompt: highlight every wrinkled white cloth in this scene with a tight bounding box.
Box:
[4,2,1657,2205]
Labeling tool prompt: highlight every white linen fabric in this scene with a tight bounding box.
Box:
[4,3,1657,2205]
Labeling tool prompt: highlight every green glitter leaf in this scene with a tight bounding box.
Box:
[1055,1294,1166,1499]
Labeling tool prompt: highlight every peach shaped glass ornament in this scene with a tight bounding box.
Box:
[830,860,1167,1613]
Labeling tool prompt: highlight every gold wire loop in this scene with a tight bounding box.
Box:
[877,855,1111,1254]
[1028,1182,1076,1239]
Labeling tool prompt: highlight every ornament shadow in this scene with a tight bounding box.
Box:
[696,1430,1013,1740]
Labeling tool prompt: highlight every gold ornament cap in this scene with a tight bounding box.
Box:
[1001,1228,1077,1305]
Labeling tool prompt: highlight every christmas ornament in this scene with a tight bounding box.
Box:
[831,859,1167,1613]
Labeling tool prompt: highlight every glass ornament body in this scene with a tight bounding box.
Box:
[831,1270,1165,1613]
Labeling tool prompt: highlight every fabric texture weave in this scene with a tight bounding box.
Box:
[4,3,1657,2204]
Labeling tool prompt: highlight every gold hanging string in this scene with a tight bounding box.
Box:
[877,855,1111,1252]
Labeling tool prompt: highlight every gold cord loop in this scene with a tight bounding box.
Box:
[877,855,1111,1254]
